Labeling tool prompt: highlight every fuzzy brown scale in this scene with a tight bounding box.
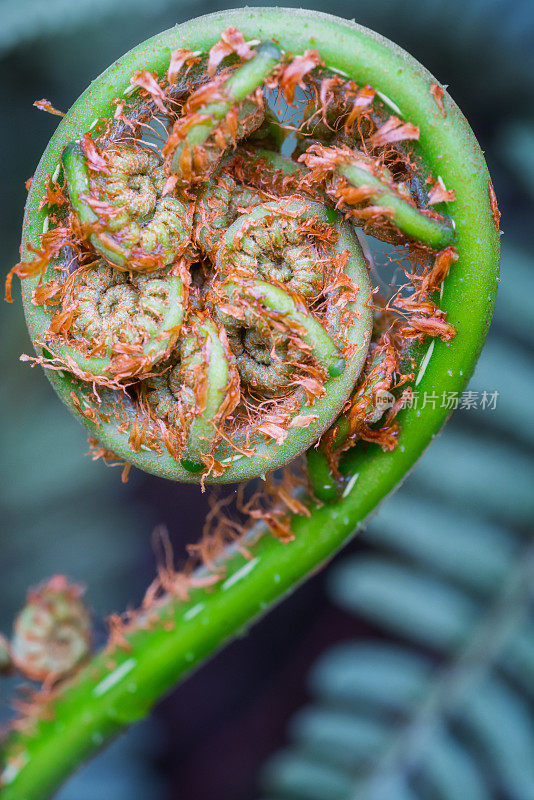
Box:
[293,70,417,179]
[296,71,377,151]
[229,150,304,198]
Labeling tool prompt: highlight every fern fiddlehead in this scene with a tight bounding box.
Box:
[10,30,383,482]
[2,9,499,799]
[9,576,91,684]
[193,170,267,257]
[62,141,193,269]
[45,259,184,380]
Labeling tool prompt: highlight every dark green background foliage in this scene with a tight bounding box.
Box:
[0,1,532,798]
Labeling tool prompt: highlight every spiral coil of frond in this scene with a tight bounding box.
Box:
[8,23,464,485]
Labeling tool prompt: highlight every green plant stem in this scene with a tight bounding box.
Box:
[338,162,454,249]
[6,8,499,798]
[170,41,281,175]
[222,278,346,375]
[180,316,232,472]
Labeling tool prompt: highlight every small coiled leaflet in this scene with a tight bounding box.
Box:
[216,199,327,299]
[62,142,192,269]
[193,170,267,258]
[47,261,184,381]
[214,277,345,389]
[213,199,351,402]
[10,576,91,684]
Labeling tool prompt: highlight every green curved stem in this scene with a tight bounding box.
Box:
[338,161,454,249]
[180,317,233,472]
[61,142,96,227]
[62,142,126,267]
[6,8,499,798]
[221,278,345,376]
[170,41,281,176]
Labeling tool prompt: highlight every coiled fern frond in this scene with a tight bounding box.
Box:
[0,9,500,799]
[9,6,499,489]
